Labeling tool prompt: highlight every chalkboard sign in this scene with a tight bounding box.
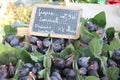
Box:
[29,4,82,39]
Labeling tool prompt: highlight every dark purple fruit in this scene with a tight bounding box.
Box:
[10,38,19,46]
[79,67,87,75]
[0,65,8,78]
[29,36,38,44]
[96,28,105,37]
[77,57,89,68]
[53,58,65,69]
[6,35,14,42]
[8,63,15,77]
[63,77,67,80]
[31,67,37,75]
[14,45,22,48]
[24,63,33,69]
[19,68,30,77]
[88,61,99,70]
[64,69,76,79]
[0,77,6,80]
[86,21,92,28]
[63,68,76,78]
[29,72,36,80]
[19,75,33,80]
[87,69,99,77]
[113,49,120,61]
[52,43,62,52]
[54,38,65,45]
[100,76,108,80]
[86,22,98,32]
[43,38,51,48]
[89,26,97,32]
[19,42,25,47]
[51,72,62,80]
[103,37,109,44]
[65,54,74,68]
[50,76,58,80]
[118,76,120,80]
[65,39,74,47]
[42,48,48,54]
[62,68,69,76]
[35,63,43,71]
[37,40,43,49]
[107,59,117,67]
[30,44,38,52]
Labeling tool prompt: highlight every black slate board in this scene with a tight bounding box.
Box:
[29,4,81,39]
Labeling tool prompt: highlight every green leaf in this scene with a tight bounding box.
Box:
[107,67,119,80]
[102,44,109,52]
[118,32,120,38]
[4,25,17,36]
[109,40,120,51]
[43,58,51,79]
[103,40,120,52]
[89,11,106,28]
[89,38,103,55]
[80,17,88,25]
[86,76,100,80]
[98,56,107,75]
[43,47,52,78]
[48,33,51,39]
[106,27,115,39]
[109,51,114,58]
[80,25,95,43]
[45,72,51,80]
[13,60,24,80]
[19,49,34,63]
[0,43,19,65]
[43,54,51,71]
[73,59,83,80]
[61,44,77,59]
[52,44,77,59]
[73,40,94,57]
[38,69,46,79]
[30,51,44,62]
[23,42,29,50]
[30,54,39,62]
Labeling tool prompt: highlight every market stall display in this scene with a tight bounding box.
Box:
[0,10,120,80]
[0,0,120,80]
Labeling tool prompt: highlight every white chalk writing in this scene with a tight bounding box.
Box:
[38,9,54,16]
[39,17,59,23]
[66,26,76,34]
[35,24,51,29]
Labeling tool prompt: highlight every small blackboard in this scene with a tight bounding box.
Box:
[29,4,82,39]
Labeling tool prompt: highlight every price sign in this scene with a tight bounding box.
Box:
[29,4,82,39]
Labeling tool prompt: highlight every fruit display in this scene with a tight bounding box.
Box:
[0,2,32,27]
[0,63,15,79]
[50,54,76,80]
[18,62,44,80]
[0,11,120,80]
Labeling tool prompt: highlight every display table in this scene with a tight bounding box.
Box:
[66,3,120,31]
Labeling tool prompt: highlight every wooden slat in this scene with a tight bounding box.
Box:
[16,27,28,36]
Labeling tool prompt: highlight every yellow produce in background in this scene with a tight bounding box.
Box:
[0,2,32,27]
